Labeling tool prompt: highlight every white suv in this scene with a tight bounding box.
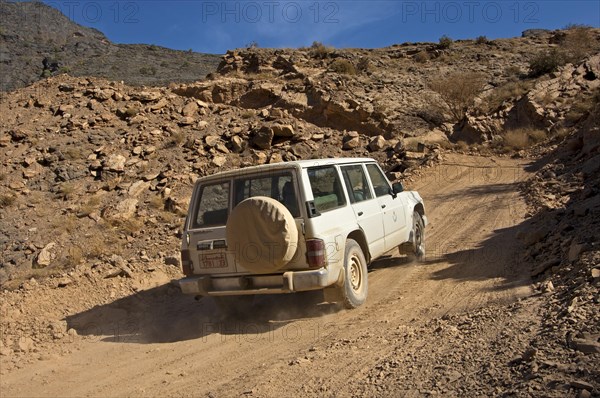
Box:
[179,158,427,309]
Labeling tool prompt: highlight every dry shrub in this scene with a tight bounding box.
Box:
[456,141,469,151]
[562,26,597,64]
[310,41,334,59]
[79,196,101,217]
[503,128,547,149]
[0,194,16,208]
[504,129,530,149]
[58,245,84,268]
[528,129,548,143]
[56,182,77,200]
[241,109,255,119]
[84,229,122,259]
[475,36,488,45]
[108,217,143,236]
[438,35,453,49]
[328,59,356,75]
[504,65,523,79]
[429,72,486,122]
[356,57,371,73]
[529,48,567,77]
[51,215,77,234]
[564,89,599,124]
[414,51,429,63]
[483,80,533,112]
[148,194,164,210]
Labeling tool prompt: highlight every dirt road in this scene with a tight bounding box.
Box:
[1,153,536,397]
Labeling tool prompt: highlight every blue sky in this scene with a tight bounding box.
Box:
[42,1,600,54]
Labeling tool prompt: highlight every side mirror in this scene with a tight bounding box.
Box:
[392,182,404,194]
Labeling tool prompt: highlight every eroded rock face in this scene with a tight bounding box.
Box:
[459,54,600,143]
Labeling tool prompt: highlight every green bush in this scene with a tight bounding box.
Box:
[528,49,567,77]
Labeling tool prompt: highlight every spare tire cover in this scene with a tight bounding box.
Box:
[226,196,299,273]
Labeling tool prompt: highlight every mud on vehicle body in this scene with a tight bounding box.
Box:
[179,158,427,309]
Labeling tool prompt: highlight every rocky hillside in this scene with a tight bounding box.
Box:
[0,27,599,287]
[0,1,220,92]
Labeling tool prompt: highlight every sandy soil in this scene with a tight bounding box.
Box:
[0,153,537,397]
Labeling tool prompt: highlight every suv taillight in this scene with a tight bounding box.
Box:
[306,239,325,269]
[181,249,192,276]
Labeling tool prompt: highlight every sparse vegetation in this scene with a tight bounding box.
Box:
[78,196,102,217]
[528,48,567,77]
[56,182,76,200]
[0,194,16,208]
[108,217,143,236]
[483,80,533,112]
[502,128,548,149]
[356,57,371,73]
[328,59,356,75]
[475,36,488,45]
[241,109,255,119]
[414,51,429,63]
[429,72,486,122]
[562,25,597,64]
[310,41,334,59]
[438,35,453,49]
[139,66,157,76]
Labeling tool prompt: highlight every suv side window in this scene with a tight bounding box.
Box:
[192,182,230,228]
[366,164,391,197]
[341,165,373,203]
[308,166,346,212]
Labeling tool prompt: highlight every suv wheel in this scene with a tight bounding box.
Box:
[340,239,368,309]
[408,211,425,262]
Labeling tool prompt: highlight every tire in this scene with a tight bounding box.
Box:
[226,196,299,273]
[407,211,426,262]
[339,239,368,309]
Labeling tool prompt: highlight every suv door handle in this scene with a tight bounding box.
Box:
[381,204,386,209]
[357,211,364,216]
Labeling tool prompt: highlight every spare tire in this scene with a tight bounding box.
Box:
[226,196,299,273]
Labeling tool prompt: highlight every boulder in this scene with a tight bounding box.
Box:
[33,242,57,268]
[368,135,386,151]
[253,127,274,149]
[231,136,246,153]
[103,154,126,172]
[271,124,295,138]
[182,101,198,117]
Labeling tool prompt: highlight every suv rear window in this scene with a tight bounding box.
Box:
[233,172,300,217]
[192,182,230,228]
[308,166,346,212]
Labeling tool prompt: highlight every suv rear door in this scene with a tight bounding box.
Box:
[187,180,238,274]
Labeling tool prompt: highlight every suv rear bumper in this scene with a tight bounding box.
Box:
[178,267,339,296]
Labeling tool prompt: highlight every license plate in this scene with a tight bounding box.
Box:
[199,253,227,269]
